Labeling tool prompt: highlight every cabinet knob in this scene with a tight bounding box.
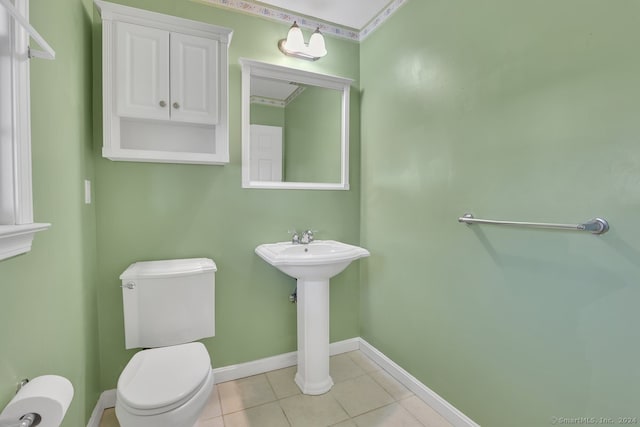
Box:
[159,100,167,107]
[173,102,180,109]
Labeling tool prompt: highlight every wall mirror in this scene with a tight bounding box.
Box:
[239,58,352,190]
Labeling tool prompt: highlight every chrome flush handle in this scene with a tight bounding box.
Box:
[120,281,136,290]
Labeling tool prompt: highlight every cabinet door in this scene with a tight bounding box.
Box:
[170,33,219,125]
[116,22,170,120]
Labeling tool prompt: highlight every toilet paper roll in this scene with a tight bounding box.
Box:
[0,375,73,427]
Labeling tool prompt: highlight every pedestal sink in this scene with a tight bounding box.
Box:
[255,240,370,395]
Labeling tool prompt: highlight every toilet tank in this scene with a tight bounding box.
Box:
[120,258,216,349]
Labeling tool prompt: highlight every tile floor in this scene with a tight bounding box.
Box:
[99,350,453,427]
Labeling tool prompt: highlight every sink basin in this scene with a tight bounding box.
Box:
[255,239,370,395]
[255,240,370,280]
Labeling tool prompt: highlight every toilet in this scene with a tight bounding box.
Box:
[115,258,217,427]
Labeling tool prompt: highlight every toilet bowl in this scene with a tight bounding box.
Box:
[115,342,213,427]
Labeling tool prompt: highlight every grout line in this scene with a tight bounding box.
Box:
[349,400,427,427]
[326,388,351,423]
[275,399,294,427]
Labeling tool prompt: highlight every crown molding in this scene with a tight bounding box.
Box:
[194,0,409,42]
[359,0,408,41]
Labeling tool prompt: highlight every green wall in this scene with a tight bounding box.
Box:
[360,1,640,426]
[250,103,285,127]
[93,0,361,391]
[0,0,99,426]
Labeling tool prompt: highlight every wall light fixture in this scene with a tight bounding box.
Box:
[278,22,327,61]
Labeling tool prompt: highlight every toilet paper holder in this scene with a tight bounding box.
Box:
[0,374,73,427]
[16,380,29,394]
[0,413,40,427]
[0,379,41,427]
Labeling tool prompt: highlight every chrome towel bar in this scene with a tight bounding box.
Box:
[458,213,609,235]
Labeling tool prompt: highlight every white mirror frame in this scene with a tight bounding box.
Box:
[239,58,353,190]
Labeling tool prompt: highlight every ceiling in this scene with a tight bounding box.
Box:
[256,0,393,30]
[251,76,300,102]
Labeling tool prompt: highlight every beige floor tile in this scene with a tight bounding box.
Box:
[99,408,119,427]
[218,374,277,414]
[331,375,395,417]
[352,403,423,427]
[224,402,290,427]
[195,416,225,427]
[347,351,382,373]
[279,393,349,427]
[266,366,302,399]
[400,396,453,427]
[199,385,223,420]
[330,419,358,427]
[369,369,413,401]
[330,353,366,383]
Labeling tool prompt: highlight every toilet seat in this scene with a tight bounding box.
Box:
[117,342,211,415]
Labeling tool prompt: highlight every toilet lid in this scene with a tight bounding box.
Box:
[117,342,211,411]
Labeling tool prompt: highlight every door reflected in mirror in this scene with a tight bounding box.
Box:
[240,59,352,190]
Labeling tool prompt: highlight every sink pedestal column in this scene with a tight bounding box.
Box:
[294,278,333,395]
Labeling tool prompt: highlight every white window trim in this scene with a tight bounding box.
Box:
[0,223,50,259]
[0,0,51,261]
[0,0,54,59]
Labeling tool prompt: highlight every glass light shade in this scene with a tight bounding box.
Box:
[284,22,305,52]
[307,28,327,57]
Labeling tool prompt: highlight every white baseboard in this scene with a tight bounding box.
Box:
[212,337,360,384]
[212,349,297,384]
[329,337,360,355]
[88,337,478,427]
[86,389,116,427]
[358,338,479,427]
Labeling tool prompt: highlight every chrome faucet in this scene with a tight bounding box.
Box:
[300,229,314,244]
[290,229,315,244]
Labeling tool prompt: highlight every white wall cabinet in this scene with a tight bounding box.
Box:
[96,1,232,165]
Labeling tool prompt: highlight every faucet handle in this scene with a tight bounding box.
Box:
[301,229,316,244]
[288,229,300,244]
